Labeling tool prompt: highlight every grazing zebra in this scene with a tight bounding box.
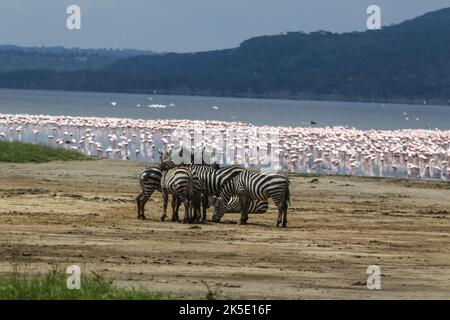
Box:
[212,171,290,227]
[159,149,247,222]
[160,166,202,223]
[136,167,162,220]
[158,164,246,222]
[209,195,269,215]
[190,164,247,222]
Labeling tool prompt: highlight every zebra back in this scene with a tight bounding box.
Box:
[138,167,162,194]
[161,166,202,198]
[192,164,245,195]
[237,170,289,201]
[215,170,289,217]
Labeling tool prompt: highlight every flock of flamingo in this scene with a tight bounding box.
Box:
[1,113,450,180]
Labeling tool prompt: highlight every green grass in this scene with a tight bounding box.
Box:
[0,141,90,163]
[0,270,170,300]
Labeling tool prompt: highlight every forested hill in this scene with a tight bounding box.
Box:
[0,46,158,72]
[1,8,450,104]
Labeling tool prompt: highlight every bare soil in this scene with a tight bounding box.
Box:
[0,160,449,299]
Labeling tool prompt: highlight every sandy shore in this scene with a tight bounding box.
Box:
[0,159,449,299]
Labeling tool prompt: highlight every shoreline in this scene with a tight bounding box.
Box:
[1,86,450,108]
[2,113,450,181]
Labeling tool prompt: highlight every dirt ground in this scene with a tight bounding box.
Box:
[0,159,449,299]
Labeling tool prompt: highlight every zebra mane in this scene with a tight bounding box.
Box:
[159,146,222,170]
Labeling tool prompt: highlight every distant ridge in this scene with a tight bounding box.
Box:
[1,8,450,104]
[0,45,158,72]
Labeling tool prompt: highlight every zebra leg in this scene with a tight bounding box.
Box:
[276,201,288,227]
[171,196,179,222]
[183,198,190,224]
[282,183,290,227]
[198,194,203,223]
[175,197,182,222]
[172,196,183,222]
[176,197,183,222]
[191,199,199,224]
[160,190,169,221]
[238,193,249,225]
[195,192,202,224]
[276,192,288,228]
[201,191,208,223]
[138,190,153,220]
[282,200,288,228]
[276,202,283,227]
[136,192,142,219]
[139,193,149,220]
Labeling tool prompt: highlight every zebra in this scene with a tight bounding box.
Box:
[136,167,162,220]
[136,147,244,221]
[136,166,188,222]
[160,166,202,223]
[189,164,247,222]
[135,147,216,221]
[211,170,290,227]
[159,148,246,222]
[209,195,269,215]
[158,163,246,222]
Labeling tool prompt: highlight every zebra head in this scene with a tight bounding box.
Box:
[211,196,228,222]
[158,148,176,171]
[207,195,218,209]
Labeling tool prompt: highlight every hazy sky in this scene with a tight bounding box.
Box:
[0,0,448,52]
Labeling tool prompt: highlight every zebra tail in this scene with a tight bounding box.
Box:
[286,184,291,205]
[286,177,291,205]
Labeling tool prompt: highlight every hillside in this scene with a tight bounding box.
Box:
[0,8,449,104]
[0,45,158,72]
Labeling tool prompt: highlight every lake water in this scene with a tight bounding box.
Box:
[1,88,450,130]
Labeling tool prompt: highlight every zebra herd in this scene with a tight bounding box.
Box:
[136,151,290,227]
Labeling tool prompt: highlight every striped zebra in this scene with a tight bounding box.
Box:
[136,167,162,220]
[212,170,290,227]
[209,195,269,214]
[159,149,247,222]
[157,164,246,222]
[190,164,246,222]
[161,166,202,223]
[136,148,202,221]
[136,166,190,221]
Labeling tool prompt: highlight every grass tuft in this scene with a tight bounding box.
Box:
[0,141,90,163]
[0,270,169,300]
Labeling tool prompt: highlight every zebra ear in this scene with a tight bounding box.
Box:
[157,148,163,156]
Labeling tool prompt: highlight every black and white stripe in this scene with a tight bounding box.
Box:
[209,196,268,214]
[160,166,202,223]
[190,164,246,221]
[136,162,247,222]
[159,148,246,222]
[136,167,162,219]
[212,170,290,227]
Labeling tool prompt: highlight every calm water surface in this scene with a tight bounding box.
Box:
[1,88,450,130]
